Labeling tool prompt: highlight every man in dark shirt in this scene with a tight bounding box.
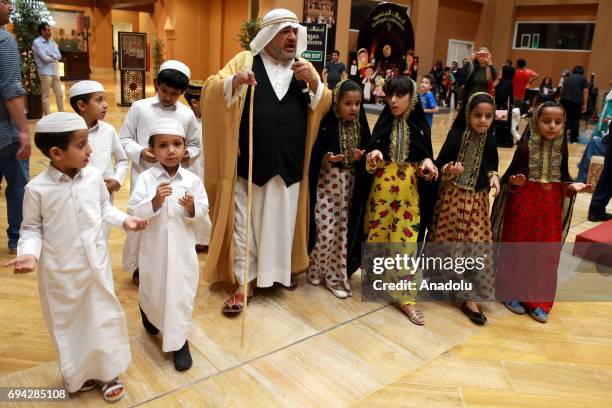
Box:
[0,1,31,253]
[322,50,346,90]
[588,136,612,221]
[561,65,589,143]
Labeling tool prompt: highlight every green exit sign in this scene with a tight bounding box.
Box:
[303,50,323,62]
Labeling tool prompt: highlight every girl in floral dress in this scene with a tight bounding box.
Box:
[364,76,438,325]
[308,80,371,299]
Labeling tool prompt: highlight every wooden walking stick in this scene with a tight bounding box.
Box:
[241,84,255,348]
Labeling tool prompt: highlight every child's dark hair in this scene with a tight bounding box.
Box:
[337,79,361,100]
[157,69,189,92]
[37,22,49,35]
[422,74,434,84]
[538,101,565,115]
[541,76,553,86]
[34,131,78,158]
[69,93,95,113]
[468,93,495,112]
[383,76,414,98]
[184,92,199,106]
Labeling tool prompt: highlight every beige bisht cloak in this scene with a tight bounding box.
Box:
[202,50,332,284]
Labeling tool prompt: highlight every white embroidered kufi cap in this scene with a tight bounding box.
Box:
[148,117,186,139]
[249,8,307,57]
[69,80,105,98]
[35,112,87,133]
[159,60,191,80]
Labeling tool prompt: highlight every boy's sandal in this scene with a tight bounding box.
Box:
[100,378,125,402]
[223,293,245,313]
[79,379,97,392]
[396,303,425,326]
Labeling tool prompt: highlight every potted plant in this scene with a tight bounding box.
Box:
[152,36,165,79]
[236,18,261,51]
[11,0,52,119]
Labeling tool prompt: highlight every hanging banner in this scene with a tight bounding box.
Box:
[356,3,415,79]
[302,23,327,73]
[303,0,337,65]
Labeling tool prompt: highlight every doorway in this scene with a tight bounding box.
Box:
[113,22,133,50]
[447,39,474,67]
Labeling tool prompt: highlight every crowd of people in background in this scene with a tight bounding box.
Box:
[426,54,603,145]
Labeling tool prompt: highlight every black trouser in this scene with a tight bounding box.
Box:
[589,137,612,216]
[561,98,582,143]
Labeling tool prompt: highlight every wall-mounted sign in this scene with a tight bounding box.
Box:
[302,23,328,73]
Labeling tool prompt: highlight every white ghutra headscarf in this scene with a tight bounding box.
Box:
[249,9,307,57]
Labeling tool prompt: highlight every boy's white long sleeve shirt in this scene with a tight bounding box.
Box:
[88,120,129,186]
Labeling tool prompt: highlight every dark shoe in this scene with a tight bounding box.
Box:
[588,212,612,222]
[140,306,159,335]
[173,341,192,371]
[132,268,140,286]
[461,302,487,325]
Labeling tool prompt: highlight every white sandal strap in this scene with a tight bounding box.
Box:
[101,379,124,400]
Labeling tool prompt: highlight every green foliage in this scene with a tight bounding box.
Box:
[237,18,261,51]
[152,37,165,78]
[11,0,52,95]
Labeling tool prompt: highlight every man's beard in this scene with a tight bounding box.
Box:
[267,43,295,62]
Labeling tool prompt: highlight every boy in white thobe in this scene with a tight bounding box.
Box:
[184,79,211,250]
[119,60,202,284]
[128,117,208,371]
[5,113,148,402]
[69,80,129,238]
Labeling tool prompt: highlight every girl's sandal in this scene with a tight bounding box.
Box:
[79,379,97,392]
[101,378,125,403]
[400,304,425,326]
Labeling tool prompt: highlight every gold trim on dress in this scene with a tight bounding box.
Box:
[389,79,419,164]
[333,80,361,167]
[452,92,494,191]
[527,103,564,183]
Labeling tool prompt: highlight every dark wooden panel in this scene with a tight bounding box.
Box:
[61,51,91,81]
